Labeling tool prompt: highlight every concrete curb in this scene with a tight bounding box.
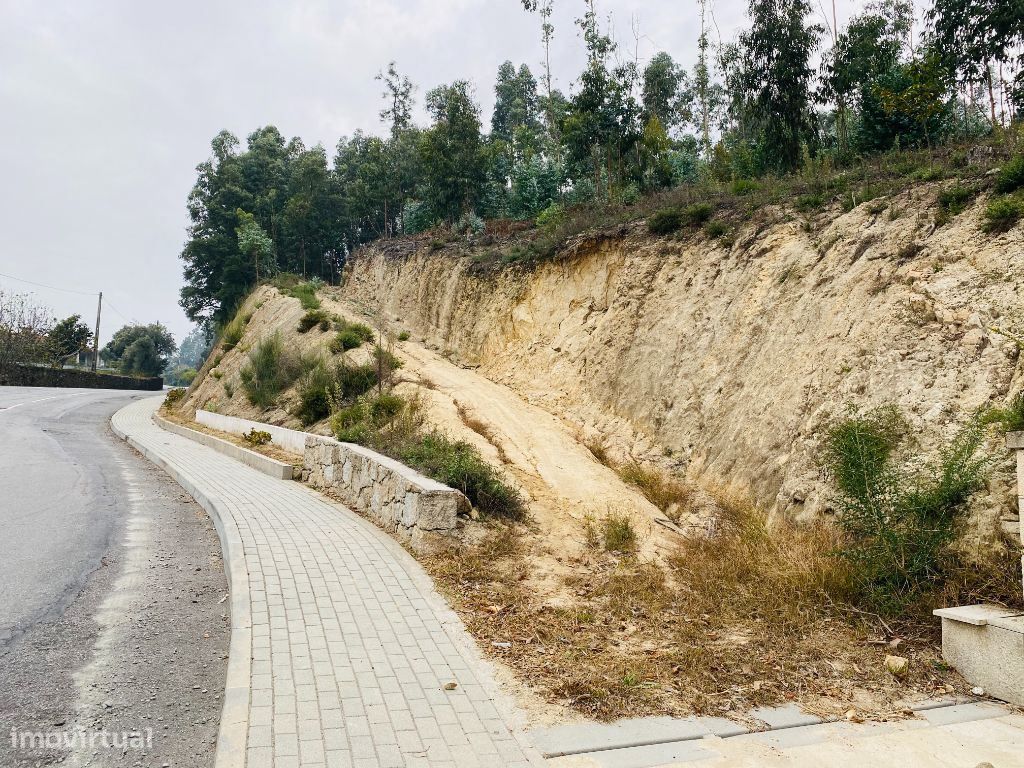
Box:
[154,411,297,480]
[111,397,251,768]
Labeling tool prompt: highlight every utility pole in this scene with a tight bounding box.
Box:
[92,291,102,372]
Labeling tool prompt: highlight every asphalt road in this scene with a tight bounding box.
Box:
[0,386,229,767]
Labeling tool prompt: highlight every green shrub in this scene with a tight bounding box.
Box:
[731,178,760,196]
[212,369,223,380]
[221,312,249,350]
[372,345,403,377]
[683,202,714,226]
[239,333,302,408]
[397,330,411,341]
[914,166,946,182]
[648,204,713,236]
[293,360,337,426]
[982,195,1024,233]
[937,183,977,215]
[995,154,1024,194]
[272,275,322,310]
[289,282,321,310]
[704,220,729,239]
[298,309,331,333]
[164,388,186,408]
[336,362,378,400]
[330,329,364,352]
[243,429,272,447]
[224,381,234,399]
[821,405,990,611]
[344,321,374,342]
[648,208,685,235]
[796,193,825,211]
[329,389,525,520]
[399,431,526,519]
[983,391,1024,433]
[328,321,374,352]
[536,202,566,232]
[330,392,403,443]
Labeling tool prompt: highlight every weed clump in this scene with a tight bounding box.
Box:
[983,391,1024,433]
[648,208,684,235]
[586,512,638,553]
[704,220,729,238]
[331,392,525,519]
[220,311,250,350]
[298,309,332,333]
[937,183,977,215]
[293,360,337,426]
[329,321,375,352]
[995,154,1024,194]
[239,333,305,408]
[271,275,322,310]
[982,195,1024,233]
[243,429,272,447]
[820,405,991,611]
[647,203,715,236]
[399,431,526,519]
[164,388,186,408]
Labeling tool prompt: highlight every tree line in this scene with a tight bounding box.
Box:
[181,0,1023,327]
[0,289,178,378]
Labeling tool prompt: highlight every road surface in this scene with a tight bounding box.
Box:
[0,386,229,767]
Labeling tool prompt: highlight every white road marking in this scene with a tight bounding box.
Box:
[0,391,93,413]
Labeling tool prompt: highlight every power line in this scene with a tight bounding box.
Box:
[0,270,98,297]
[103,299,137,326]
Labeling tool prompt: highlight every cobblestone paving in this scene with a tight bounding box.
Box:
[113,397,539,768]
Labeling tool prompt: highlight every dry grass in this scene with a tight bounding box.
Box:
[619,463,695,523]
[423,491,976,722]
[585,438,612,467]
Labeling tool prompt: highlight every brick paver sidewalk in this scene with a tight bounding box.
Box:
[113,397,540,768]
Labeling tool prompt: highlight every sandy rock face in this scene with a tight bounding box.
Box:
[340,191,1023,547]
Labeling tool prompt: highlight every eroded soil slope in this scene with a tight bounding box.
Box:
[339,185,1024,544]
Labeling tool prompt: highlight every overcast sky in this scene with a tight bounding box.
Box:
[0,0,871,346]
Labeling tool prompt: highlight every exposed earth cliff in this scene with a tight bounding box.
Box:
[338,183,1023,546]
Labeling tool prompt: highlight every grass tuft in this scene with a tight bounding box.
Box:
[298,309,332,333]
[239,333,306,408]
[618,463,693,523]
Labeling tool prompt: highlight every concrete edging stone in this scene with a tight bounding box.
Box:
[154,411,296,480]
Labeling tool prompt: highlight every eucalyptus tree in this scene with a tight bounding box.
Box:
[927,0,1024,126]
[419,81,488,222]
[735,0,823,173]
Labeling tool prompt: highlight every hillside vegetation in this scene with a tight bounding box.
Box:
[171,167,1023,721]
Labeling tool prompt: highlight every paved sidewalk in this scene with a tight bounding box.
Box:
[112,397,539,768]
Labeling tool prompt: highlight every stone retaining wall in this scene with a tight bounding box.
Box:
[0,363,162,390]
[303,435,469,552]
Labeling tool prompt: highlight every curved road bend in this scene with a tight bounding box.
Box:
[0,386,229,767]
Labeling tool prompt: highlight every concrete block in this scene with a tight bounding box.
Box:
[937,605,1024,706]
